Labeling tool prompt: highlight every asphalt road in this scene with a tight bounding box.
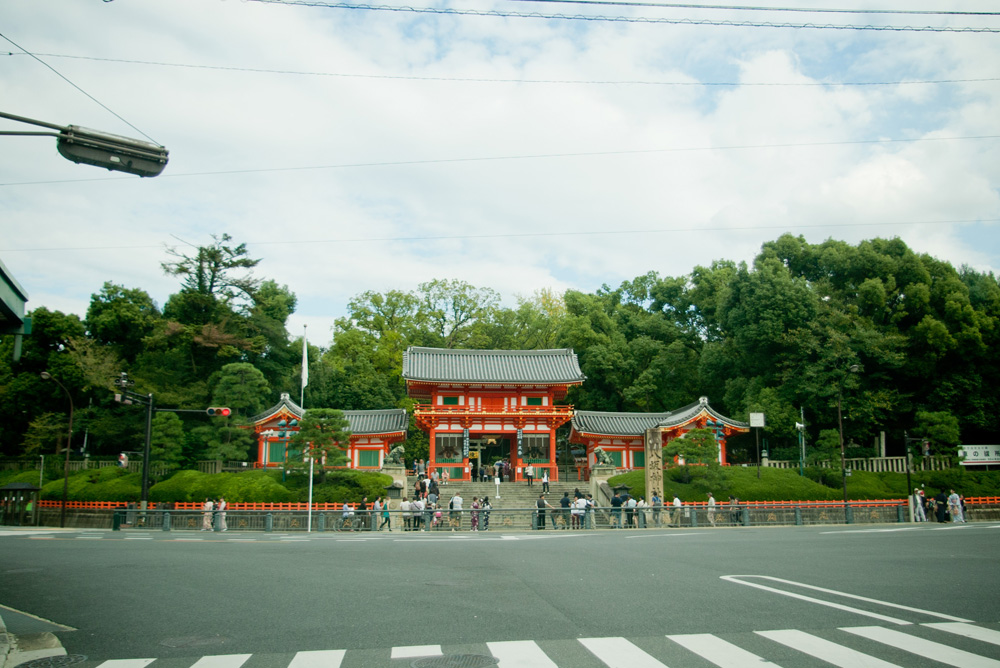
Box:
[1,523,998,666]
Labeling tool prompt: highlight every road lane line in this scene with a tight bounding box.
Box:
[390,645,442,659]
[189,654,252,668]
[578,636,667,667]
[842,626,1000,667]
[721,575,971,623]
[487,640,558,667]
[95,660,156,668]
[925,622,1000,646]
[668,633,782,667]
[757,629,902,667]
[287,649,346,668]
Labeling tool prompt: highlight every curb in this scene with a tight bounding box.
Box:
[0,614,68,668]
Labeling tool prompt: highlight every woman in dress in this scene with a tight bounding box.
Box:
[471,496,480,531]
[482,496,492,531]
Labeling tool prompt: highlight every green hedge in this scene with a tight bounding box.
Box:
[608,466,1000,503]
[39,467,142,502]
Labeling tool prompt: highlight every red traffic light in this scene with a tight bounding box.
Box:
[206,407,231,417]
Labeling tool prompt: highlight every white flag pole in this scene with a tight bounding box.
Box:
[307,452,314,533]
[300,324,308,408]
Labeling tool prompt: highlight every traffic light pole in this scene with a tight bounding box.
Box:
[115,372,231,509]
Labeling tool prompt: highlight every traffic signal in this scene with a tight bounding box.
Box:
[206,407,231,417]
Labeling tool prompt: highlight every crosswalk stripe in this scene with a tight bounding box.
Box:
[756,629,903,668]
[390,645,443,659]
[189,654,252,668]
[487,640,558,667]
[578,636,668,667]
[95,660,156,668]
[286,650,346,668]
[668,633,782,667]
[842,626,1000,668]
[925,622,1000,646]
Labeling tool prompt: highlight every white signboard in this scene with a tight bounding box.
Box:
[749,413,765,428]
[958,445,1000,465]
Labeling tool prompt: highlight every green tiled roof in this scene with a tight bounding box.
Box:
[573,398,749,436]
[402,347,585,384]
[342,409,408,435]
[251,393,407,435]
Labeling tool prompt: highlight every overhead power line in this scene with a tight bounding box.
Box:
[2,218,997,254]
[0,33,160,144]
[2,133,998,187]
[511,0,1000,17]
[7,53,999,88]
[241,0,1000,32]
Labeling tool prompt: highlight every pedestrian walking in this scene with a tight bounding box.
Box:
[559,491,572,529]
[525,464,535,487]
[378,497,392,531]
[913,489,926,522]
[471,497,480,531]
[948,489,963,523]
[541,469,550,493]
[201,498,213,531]
[652,492,662,526]
[482,496,492,531]
[671,494,682,527]
[494,472,501,499]
[400,497,411,530]
[707,493,716,527]
[217,496,228,531]
[610,491,623,528]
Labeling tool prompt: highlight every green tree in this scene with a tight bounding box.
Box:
[85,283,160,364]
[914,411,960,455]
[664,427,720,483]
[289,408,351,483]
[150,412,185,471]
[212,362,271,416]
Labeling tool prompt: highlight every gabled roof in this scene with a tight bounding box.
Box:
[342,409,408,436]
[402,347,585,385]
[572,397,749,436]
[251,392,304,424]
[250,394,407,436]
[572,411,674,436]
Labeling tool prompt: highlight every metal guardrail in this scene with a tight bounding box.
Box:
[98,501,992,532]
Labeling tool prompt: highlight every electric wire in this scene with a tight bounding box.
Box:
[0,33,161,145]
[2,218,997,254]
[510,0,1000,17]
[241,0,1000,33]
[6,53,998,88]
[2,134,997,187]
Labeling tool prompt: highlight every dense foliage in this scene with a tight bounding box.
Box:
[2,233,999,477]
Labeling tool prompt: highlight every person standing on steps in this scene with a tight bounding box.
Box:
[541,469,550,493]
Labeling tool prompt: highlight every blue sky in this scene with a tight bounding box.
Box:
[1,0,998,348]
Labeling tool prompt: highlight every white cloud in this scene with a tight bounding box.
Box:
[2,1,998,348]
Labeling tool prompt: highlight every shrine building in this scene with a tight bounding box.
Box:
[402,347,585,482]
[251,392,408,470]
[570,396,749,468]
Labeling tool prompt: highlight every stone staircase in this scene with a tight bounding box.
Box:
[407,477,589,510]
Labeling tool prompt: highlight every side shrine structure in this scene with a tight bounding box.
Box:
[402,347,585,482]
[570,396,750,469]
[250,392,408,470]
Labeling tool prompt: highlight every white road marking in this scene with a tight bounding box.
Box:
[487,640,558,667]
[925,622,1000,646]
[721,575,972,624]
[188,654,252,668]
[757,629,903,667]
[286,649,346,668]
[669,633,782,667]
[579,636,668,667]
[95,660,156,668]
[390,645,442,659]
[842,625,1000,667]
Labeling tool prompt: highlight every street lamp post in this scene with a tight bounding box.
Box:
[40,371,73,528]
[837,364,862,511]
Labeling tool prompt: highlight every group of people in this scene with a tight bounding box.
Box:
[412,460,450,486]
[535,489,594,529]
[913,488,967,523]
[200,496,227,531]
[398,492,493,531]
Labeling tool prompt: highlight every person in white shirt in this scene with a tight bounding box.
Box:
[449,492,464,531]
[672,494,682,527]
[707,492,717,526]
[400,497,411,531]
